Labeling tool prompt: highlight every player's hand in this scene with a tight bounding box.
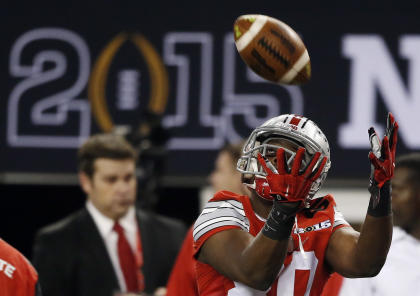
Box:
[257,147,328,203]
[368,112,399,189]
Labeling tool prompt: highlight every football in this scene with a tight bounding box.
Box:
[234,14,311,84]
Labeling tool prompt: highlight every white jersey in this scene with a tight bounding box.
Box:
[339,226,420,296]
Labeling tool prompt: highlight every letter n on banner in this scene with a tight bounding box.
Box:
[338,34,420,149]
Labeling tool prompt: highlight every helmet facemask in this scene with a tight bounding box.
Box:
[237,115,331,204]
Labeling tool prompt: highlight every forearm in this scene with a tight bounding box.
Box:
[350,112,397,276]
[347,182,393,277]
[199,229,290,290]
[327,183,393,278]
[237,232,289,289]
[353,214,392,276]
[235,202,296,289]
[199,201,295,290]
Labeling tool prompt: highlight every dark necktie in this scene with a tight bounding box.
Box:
[113,222,139,292]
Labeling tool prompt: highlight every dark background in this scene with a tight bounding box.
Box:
[1,0,420,259]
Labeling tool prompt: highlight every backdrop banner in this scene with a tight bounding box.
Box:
[1,1,418,182]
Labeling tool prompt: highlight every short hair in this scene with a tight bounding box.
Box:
[77,133,137,177]
[395,153,420,185]
[220,141,244,166]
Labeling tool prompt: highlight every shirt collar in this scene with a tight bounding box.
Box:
[86,201,136,238]
[119,206,137,234]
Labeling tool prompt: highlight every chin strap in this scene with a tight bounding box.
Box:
[294,216,309,268]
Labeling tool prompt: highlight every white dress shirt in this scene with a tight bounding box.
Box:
[339,226,420,296]
[86,201,139,292]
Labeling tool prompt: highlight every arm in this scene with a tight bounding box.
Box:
[325,210,392,277]
[326,113,398,278]
[197,227,290,290]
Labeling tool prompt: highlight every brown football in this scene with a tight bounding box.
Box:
[234,14,311,84]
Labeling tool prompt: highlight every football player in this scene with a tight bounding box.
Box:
[0,238,42,296]
[193,113,398,295]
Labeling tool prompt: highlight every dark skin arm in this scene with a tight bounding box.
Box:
[325,214,392,277]
[197,228,289,290]
[327,113,397,277]
[198,208,392,290]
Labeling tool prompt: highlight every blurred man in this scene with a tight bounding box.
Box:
[0,238,42,296]
[193,113,398,295]
[208,142,246,195]
[33,133,186,296]
[333,153,420,296]
[166,142,246,296]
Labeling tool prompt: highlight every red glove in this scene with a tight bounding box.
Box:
[257,147,328,203]
[368,112,399,189]
[368,112,398,214]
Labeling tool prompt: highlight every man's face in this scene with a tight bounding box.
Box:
[391,167,420,231]
[80,158,137,220]
[209,151,243,194]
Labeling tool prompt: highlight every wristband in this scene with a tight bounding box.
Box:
[262,201,299,240]
[367,181,392,217]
